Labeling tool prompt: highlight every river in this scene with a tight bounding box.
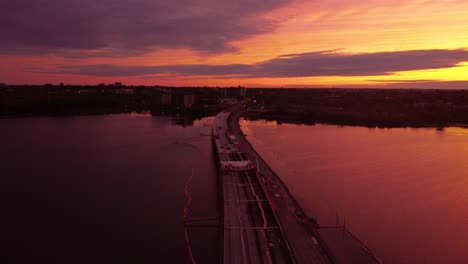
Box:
[241,119,468,264]
[1,114,219,264]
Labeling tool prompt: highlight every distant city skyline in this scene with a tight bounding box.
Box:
[1,0,468,88]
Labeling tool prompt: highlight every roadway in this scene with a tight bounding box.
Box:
[227,103,334,264]
[214,111,294,264]
[216,101,383,264]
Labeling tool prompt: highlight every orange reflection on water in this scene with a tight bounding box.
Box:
[242,121,468,264]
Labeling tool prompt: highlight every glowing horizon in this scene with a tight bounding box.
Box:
[1,0,468,88]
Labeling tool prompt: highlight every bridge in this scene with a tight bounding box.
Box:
[213,111,295,263]
[211,102,383,264]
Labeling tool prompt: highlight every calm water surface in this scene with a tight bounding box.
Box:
[1,114,219,264]
[242,120,468,264]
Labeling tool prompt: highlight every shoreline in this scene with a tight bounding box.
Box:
[244,114,468,129]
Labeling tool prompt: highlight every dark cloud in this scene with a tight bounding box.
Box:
[315,80,468,89]
[0,0,290,56]
[49,64,251,77]
[50,49,468,77]
[367,80,468,89]
[252,49,468,77]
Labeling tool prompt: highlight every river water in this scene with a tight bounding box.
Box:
[1,114,219,264]
[241,119,468,264]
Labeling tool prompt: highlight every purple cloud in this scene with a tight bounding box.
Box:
[252,49,468,77]
[49,49,468,77]
[0,0,290,56]
[49,64,251,77]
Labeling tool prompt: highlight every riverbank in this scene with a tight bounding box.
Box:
[247,88,468,128]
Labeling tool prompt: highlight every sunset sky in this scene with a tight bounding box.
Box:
[1,0,468,88]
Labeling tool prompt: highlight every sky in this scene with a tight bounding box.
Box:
[1,0,468,88]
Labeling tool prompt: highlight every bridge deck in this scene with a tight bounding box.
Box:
[214,111,293,264]
[214,103,382,264]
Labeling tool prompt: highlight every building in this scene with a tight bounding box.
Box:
[172,93,195,108]
[183,94,195,108]
[161,93,172,105]
[221,86,246,98]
